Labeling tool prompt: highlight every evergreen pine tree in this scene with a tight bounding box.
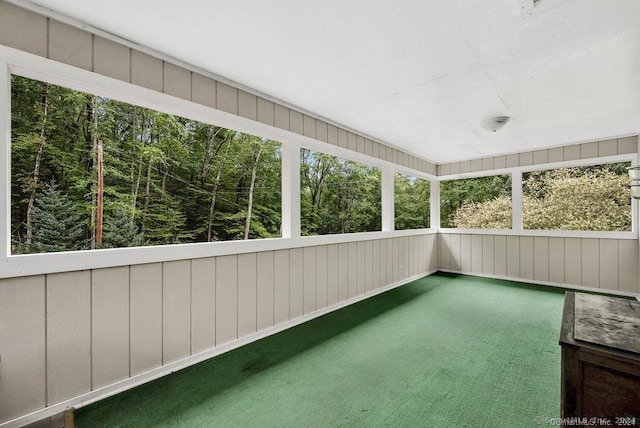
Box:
[100,206,142,248]
[30,179,85,253]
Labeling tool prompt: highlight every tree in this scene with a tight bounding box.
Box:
[395,174,430,230]
[449,165,631,231]
[100,205,142,248]
[28,180,85,253]
[440,175,511,228]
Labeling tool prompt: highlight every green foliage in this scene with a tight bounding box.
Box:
[451,195,512,229]
[394,173,430,230]
[100,206,142,248]
[29,180,85,253]
[440,175,511,228]
[522,166,631,231]
[11,75,282,254]
[300,149,381,235]
[447,165,631,231]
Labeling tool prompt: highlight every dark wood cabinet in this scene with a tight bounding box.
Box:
[560,292,640,427]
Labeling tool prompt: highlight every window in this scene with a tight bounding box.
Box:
[394,173,430,230]
[10,75,281,254]
[300,148,381,235]
[440,175,512,229]
[522,162,631,231]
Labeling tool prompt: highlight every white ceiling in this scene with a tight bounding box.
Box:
[27,0,640,163]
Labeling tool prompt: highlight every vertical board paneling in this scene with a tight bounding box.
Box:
[48,21,92,71]
[92,267,129,389]
[0,2,47,56]
[347,242,358,298]
[460,234,472,272]
[237,253,257,338]
[520,236,534,280]
[549,238,565,284]
[494,236,507,276]
[506,236,520,278]
[564,238,582,286]
[581,239,599,288]
[403,236,410,278]
[190,258,216,353]
[618,240,639,293]
[162,260,191,364]
[440,234,451,270]
[303,247,317,314]
[338,243,349,301]
[130,263,162,375]
[289,248,304,318]
[131,51,163,91]
[365,240,373,292]
[372,240,380,289]
[386,238,393,285]
[327,244,339,305]
[93,36,130,82]
[450,234,461,271]
[471,235,483,273]
[256,251,275,330]
[482,235,494,275]
[316,245,328,309]
[216,255,238,345]
[379,239,388,287]
[430,235,438,272]
[46,271,91,405]
[599,240,619,291]
[533,237,549,282]
[356,241,366,294]
[274,249,290,323]
[0,276,45,423]
[392,238,400,282]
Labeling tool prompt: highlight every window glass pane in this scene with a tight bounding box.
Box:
[522,163,631,231]
[11,75,281,254]
[440,175,512,229]
[394,173,430,230]
[300,148,381,235]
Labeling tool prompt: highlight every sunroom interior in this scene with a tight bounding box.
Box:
[0,0,639,427]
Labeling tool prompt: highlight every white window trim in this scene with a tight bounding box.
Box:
[0,46,436,279]
[437,154,639,239]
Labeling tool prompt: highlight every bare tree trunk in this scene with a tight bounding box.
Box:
[140,156,153,243]
[90,96,98,249]
[207,138,233,242]
[25,83,50,250]
[244,146,263,240]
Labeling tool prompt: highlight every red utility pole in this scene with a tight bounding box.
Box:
[96,139,104,245]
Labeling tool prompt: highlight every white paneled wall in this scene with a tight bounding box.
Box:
[438,234,639,294]
[0,235,437,424]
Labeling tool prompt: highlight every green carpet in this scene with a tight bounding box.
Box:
[76,273,565,427]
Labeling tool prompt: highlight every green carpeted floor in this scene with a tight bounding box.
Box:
[76,273,565,427]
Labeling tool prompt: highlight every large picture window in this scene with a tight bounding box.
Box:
[522,162,631,231]
[300,148,381,235]
[440,175,512,229]
[394,173,430,230]
[10,75,281,254]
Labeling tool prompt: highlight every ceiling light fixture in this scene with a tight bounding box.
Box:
[481,116,511,133]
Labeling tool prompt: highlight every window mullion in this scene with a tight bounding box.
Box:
[282,140,301,239]
[512,170,523,231]
[381,167,394,232]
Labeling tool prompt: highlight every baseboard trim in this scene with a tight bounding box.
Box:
[436,269,640,298]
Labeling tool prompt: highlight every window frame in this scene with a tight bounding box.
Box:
[0,46,436,278]
[437,155,638,239]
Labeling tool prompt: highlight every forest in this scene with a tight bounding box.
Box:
[11,75,282,254]
[10,76,631,255]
